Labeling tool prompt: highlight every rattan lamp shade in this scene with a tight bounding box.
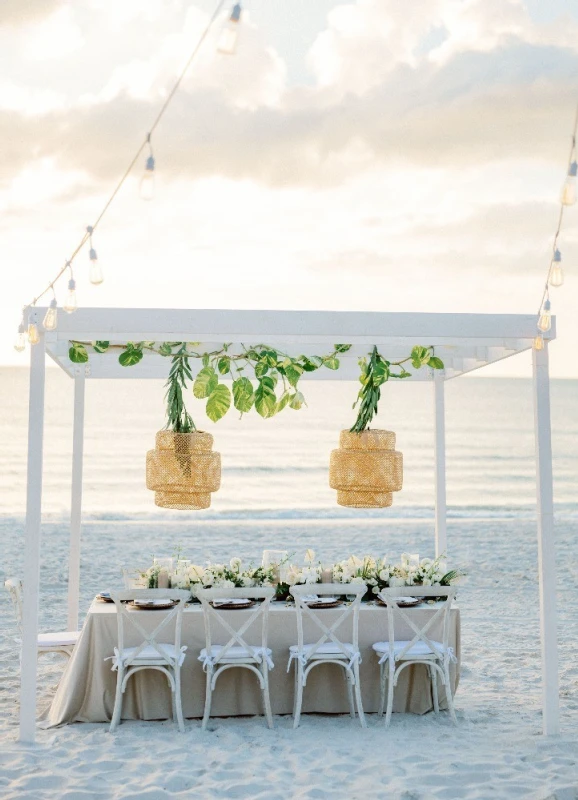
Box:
[329,429,403,508]
[146,430,221,510]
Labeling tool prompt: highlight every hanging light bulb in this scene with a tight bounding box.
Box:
[87,226,103,285]
[14,322,26,352]
[217,3,242,55]
[533,335,545,351]
[561,160,577,206]
[537,299,552,332]
[27,311,40,345]
[140,155,155,201]
[549,248,564,287]
[43,298,58,331]
[63,278,77,313]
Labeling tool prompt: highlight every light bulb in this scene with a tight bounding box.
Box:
[14,323,26,352]
[28,321,40,345]
[549,249,564,287]
[561,160,577,206]
[140,155,155,201]
[63,278,77,313]
[537,299,551,332]
[89,248,103,285]
[43,298,58,331]
[533,335,544,351]
[217,3,242,55]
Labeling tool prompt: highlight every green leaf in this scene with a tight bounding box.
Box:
[334,344,352,353]
[119,347,143,366]
[217,356,231,375]
[193,366,218,399]
[233,377,255,412]
[428,356,444,370]
[284,363,304,388]
[289,391,306,410]
[261,349,278,367]
[202,353,210,367]
[259,376,276,393]
[372,361,389,386]
[255,383,277,418]
[323,356,340,370]
[255,361,269,378]
[206,384,231,422]
[275,391,292,414]
[69,343,88,363]
[92,341,109,353]
[159,343,173,357]
[301,359,318,372]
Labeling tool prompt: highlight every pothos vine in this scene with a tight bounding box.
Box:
[68,340,444,433]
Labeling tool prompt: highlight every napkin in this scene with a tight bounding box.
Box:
[212,598,249,607]
[301,594,319,603]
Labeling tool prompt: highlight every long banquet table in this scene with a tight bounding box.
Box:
[46,599,460,726]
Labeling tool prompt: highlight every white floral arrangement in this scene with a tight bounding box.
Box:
[186,558,276,597]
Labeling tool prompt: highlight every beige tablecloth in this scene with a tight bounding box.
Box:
[45,600,460,725]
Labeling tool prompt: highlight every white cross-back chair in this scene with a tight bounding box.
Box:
[108,589,190,733]
[196,586,275,730]
[289,583,367,729]
[372,586,458,726]
[4,577,79,659]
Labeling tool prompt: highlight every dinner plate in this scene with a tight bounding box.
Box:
[96,592,114,603]
[210,599,254,610]
[129,599,178,610]
[306,598,343,609]
[376,596,422,607]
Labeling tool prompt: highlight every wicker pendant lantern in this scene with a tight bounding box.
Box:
[329,429,403,508]
[146,430,221,510]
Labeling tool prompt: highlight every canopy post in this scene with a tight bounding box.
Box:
[67,368,86,632]
[19,333,46,743]
[532,342,560,736]
[433,371,447,558]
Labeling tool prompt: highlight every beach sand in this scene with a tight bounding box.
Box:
[1,516,578,799]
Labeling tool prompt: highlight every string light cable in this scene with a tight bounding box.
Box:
[15,0,236,349]
[534,101,578,350]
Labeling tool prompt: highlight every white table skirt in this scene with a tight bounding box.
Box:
[45,600,460,725]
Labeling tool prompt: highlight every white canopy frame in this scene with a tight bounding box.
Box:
[18,308,559,741]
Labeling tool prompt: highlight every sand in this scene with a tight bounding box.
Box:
[1,516,578,799]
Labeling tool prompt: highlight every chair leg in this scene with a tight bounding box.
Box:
[344,669,355,718]
[443,662,458,725]
[262,666,274,730]
[293,663,304,729]
[110,667,124,733]
[378,660,386,718]
[430,664,440,713]
[352,662,367,729]
[201,667,213,731]
[384,665,395,727]
[174,667,185,733]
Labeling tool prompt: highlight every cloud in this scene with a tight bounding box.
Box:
[0,0,64,27]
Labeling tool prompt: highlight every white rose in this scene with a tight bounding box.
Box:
[230,557,242,571]
[389,577,405,587]
[423,578,432,586]
[368,578,377,586]
[241,576,253,587]
[372,586,380,594]
[350,576,366,586]
[218,579,235,589]
[379,569,390,581]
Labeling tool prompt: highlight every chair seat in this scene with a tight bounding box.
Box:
[289,642,358,660]
[372,640,446,660]
[200,645,272,662]
[114,643,183,666]
[37,631,79,648]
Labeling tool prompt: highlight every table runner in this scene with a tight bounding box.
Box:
[45,601,460,725]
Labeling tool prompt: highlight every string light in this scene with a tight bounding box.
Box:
[561,160,577,206]
[87,225,103,285]
[14,0,226,349]
[14,321,26,353]
[27,311,40,345]
[537,299,552,333]
[43,296,58,331]
[217,3,242,55]
[140,134,155,201]
[549,249,564,288]
[533,102,578,349]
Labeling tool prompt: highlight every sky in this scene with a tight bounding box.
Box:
[2,0,578,376]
